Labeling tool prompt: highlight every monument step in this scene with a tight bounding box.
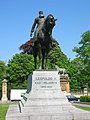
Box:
[23,98,69,106]
[6,111,73,120]
[21,103,86,114]
[24,90,68,99]
[6,105,90,120]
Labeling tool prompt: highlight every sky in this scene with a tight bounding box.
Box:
[0,0,90,63]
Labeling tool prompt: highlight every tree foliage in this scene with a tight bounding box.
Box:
[73,30,90,60]
[48,44,70,70]
[72,30,90,89]
[69,57,84,90]
[0,60,6,91]
[19,38,59,54]
[6,53,34,89]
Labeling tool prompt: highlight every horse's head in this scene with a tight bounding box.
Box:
[43,14,57,35]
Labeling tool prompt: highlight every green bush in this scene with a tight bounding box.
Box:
[80,96,85,102]
[80,96,90,102]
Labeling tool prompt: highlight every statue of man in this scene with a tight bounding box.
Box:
[30,11,45,41]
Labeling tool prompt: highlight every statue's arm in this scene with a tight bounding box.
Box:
[30,18,38,37]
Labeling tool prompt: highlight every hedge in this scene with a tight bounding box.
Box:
[80,96,90,102]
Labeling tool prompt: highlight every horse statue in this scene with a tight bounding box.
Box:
[32,14,57,69]
[19,14,57,69]
[31,14,57,69]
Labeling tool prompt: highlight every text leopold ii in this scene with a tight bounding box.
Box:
[36,77,53,81]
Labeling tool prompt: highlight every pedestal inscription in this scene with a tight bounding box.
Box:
[32,70,60,90]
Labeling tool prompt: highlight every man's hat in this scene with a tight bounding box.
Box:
[39,11,44,17]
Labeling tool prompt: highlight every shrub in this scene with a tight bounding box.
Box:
[80,96,90,102]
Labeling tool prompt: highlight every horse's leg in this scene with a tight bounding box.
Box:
[34,55,37,69]
[33,47,37,70]
[46,54,48,70]
[38,45,42,69]
[39,55,41,70]
[42,55,44,69]
[46,50,49,70]
[42,49,45,69]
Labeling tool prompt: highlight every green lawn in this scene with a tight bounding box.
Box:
[75,105,90,111]
[0,103,9,120]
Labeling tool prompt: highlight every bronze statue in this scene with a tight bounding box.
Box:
[30,11,45,41]
[30,13,57,69]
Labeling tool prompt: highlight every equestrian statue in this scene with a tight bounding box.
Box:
[30,11,57,69]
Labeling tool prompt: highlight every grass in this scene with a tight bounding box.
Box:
[75,105,90,111]
[0,103,9,120]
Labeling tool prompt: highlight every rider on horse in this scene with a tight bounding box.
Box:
[30,11,45,42]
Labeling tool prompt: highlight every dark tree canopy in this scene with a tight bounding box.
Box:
[19,38,59,54]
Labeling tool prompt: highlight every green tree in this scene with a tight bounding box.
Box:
[73,30,90,88]
[48,44,70,69]
[69,57,84,90]
[0,60,6,91]
[6,53,34,89]
[73,30,90,59]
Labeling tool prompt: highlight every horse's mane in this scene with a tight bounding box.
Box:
[44,14,54,23]
[46,14,54,19]
[43,14,54,32]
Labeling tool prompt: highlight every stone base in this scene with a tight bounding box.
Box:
[6,70,90,120]
[1,96,8,102]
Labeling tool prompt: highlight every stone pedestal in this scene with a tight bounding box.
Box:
[6,70,90,120]
[1,79,8,102]
[20,70,70,114]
